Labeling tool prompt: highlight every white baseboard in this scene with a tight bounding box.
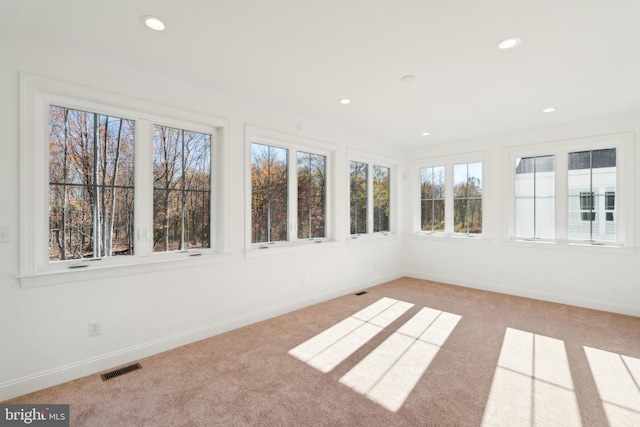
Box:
[404,271,640,317]
[0,272,403,402]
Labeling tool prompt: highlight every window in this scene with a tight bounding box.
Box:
[246,126,332,249]
[298,151,326,239]
[514,155,555,239]
[420,166,445,233]
[373,166,390,233]
[453,162,483,234]
[350,161,368,235]
[349,158,394,237]
[568,148,616,242]
[411,154,486,237]
[153,125,211,252]
[49,106,135,261]
[20,73,228,286]
[508,133,633,248]
[251,143,289,243]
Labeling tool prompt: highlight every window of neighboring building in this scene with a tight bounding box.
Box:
[514,155,555,239]
[453,162,483,234]
[568,148,616,242]
[420,166,445,233]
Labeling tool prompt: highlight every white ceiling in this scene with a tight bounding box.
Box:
[3,0,640,148]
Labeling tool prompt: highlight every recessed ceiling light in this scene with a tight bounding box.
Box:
[339,98,351,105]
[542,107,556,113]
[141,15,166,31]
[421,132,430,136]
[497,37,522,50]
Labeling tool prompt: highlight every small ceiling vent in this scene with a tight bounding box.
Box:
[101,363,142,381]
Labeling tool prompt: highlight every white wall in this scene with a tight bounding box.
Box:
[403,113,640,317]
[0,45,405,400]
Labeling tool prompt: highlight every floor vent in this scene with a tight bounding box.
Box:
[355,291,368,296]
[101,363,142,381]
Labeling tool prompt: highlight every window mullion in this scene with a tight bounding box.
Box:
[555,151,568,241]
[135,119,153,257]
[367,164,374,234]
[289,149,298,242]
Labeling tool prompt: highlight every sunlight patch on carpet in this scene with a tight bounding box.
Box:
[584,346,640,426]
[289,298,462,412]
[288,297,413,373]
[339,307,460,412]
[481,328,581,427]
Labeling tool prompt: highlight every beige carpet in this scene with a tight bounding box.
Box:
[5,278,640,426]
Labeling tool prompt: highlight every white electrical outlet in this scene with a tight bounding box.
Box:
[88,321,101,337]
[0,226,10,243]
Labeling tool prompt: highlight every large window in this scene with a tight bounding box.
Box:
[508,134,633,247]
[568,148,616,242]
[20,74,228,286]
[453,162,483,234]
[373,166,390,233]
[515,155,555,239]
[349,159,393,236]
[247,127,331,249]
[251,143,289,243]
[49,106,135,261]
[297,151,326,239]
[420,166,445,233]
[412,156,485,237]
[153,126,211,252]
[350,161,368,235]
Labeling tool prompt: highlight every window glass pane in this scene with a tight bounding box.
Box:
[153,125,211,252]
[373,165,390,232]
[568,148,616,242]
[251,143,288,243]
[48,106,135,261]
[420,166,445,232]
[515,155,555,239]
[350,161,367,234]
[453,162,482,234]
[297,151,326,239]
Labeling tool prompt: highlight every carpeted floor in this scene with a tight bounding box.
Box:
[5,277,640,426]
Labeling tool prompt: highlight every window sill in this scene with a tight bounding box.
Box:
[244,239,340,259]
[503,238,636,255]
[18,252,232,288]
[347,232,400,245]
[411,232,489,243]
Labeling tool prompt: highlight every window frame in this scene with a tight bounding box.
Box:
[505,132,634,248]
[348,150,398,239]
[19,73,230,287]
[245,125,336,253]
[411,152,488,239]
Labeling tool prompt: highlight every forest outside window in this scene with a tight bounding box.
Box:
[49,106,135,261]
[250,139,328,247]
[153,125,211,253]
[349,160,393,237]
[453,162,483,234]
[20,73,228,285]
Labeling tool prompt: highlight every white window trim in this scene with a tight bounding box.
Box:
[348,149,400,240]
[18,73,231,287]
[504,132,635,248]
[410,151,489,239]
[244,125,337,256]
